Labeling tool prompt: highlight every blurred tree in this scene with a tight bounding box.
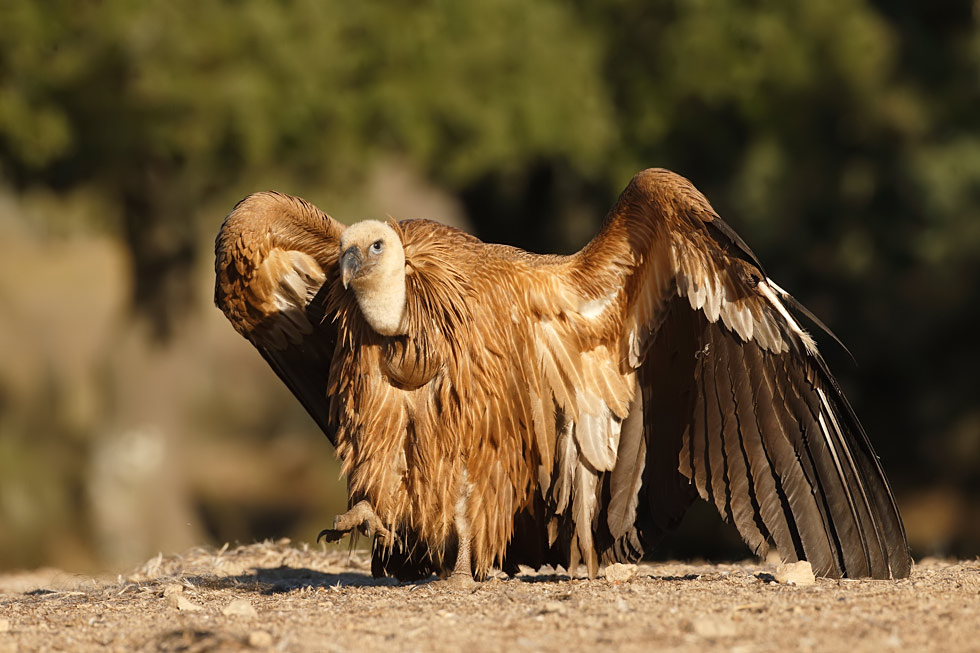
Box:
[0,0,612,339]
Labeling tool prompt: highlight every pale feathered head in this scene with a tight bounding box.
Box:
[339,220,408,336]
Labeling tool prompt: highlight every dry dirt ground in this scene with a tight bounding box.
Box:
[0,541,977,653]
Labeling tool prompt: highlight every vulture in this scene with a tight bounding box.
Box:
[214,168,911,583]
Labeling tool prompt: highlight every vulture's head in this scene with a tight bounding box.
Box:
[339,220,408,336]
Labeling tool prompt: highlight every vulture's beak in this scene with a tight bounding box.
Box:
[340,246,362,289]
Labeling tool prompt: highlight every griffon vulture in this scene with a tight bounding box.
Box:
[214,168,911,583]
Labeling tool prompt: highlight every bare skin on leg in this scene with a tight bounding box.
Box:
[443,469,477,589]
[317,500,392,543]
[445,520,477,588]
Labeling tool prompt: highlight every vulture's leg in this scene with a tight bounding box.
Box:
[317,500,391,543]
[446,470,477,588]
[446,510,476,587]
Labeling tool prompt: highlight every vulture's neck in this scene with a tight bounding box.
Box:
[351,267,409,337]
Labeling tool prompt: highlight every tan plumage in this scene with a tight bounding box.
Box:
[214,169,911,581]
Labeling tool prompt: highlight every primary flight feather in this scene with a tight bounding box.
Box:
[214,168,911,582]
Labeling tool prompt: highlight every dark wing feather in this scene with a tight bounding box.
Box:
[624,307,700,556]
[251,283,339,445]
[585,169,910,579]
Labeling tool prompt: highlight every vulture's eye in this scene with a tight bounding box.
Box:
[371,240,384,254]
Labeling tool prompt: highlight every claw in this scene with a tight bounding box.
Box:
[316,528,346,543]
[317,500,392,543]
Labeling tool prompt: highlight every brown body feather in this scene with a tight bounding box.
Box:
[215,169,911,580]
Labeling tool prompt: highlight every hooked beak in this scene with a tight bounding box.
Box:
[340,246,362,289]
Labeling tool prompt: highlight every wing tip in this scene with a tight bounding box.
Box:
[219,190,343,248]
[627,168,697,204]
[619,168,721,232]
[629,167,689,190]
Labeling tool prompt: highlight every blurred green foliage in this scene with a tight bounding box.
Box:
[0,0,612,338]
[0,0,978,569]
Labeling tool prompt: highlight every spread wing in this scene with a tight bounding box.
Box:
[568,169,910,579]
[214,191,345,445]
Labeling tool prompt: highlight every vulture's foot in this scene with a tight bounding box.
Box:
[441,573,478,590]
[317,500,391,543]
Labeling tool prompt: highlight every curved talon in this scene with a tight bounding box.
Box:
[317,528,345,543]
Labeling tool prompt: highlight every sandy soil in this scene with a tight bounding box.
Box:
[0,541,977,652]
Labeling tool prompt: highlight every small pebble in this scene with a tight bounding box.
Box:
[174,595,203,612]
[773,561,815,586]
[0,619,9,633]
[605,563,638,583]
[162,584,183,599]
[222,598,257,618]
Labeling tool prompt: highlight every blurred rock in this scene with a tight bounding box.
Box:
[248,631,274,648]
[538,601,565,615]
[690,615,737,638]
